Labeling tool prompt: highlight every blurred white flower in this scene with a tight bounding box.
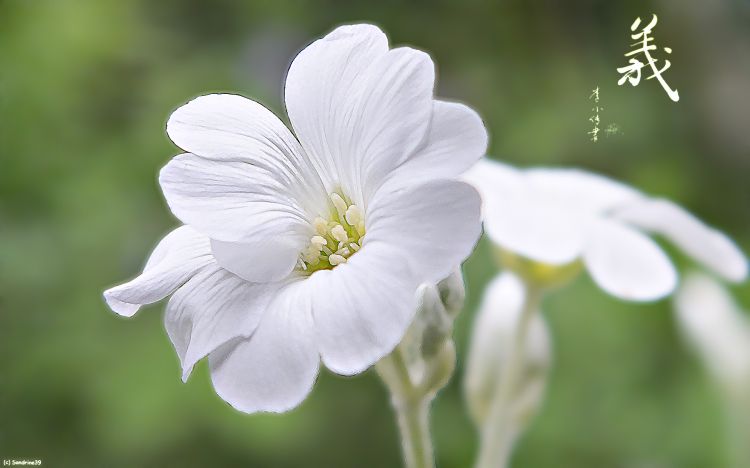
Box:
[674,272,750,387]
[104,24,486,413]
[464,272,551,439]
[465,159,747,301]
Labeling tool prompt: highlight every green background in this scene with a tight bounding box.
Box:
[1,0,749,467]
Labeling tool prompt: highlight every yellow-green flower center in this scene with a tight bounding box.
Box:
[298,192,365,274]
[493,247,583,290]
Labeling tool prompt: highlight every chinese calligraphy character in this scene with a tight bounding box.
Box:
[588,87,601,142]
[604,123,622,137]
[617,14,679,102]
[587,87,622,142]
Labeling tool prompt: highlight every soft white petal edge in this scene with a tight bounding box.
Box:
[368,178,483,283]
[208,279,319,414]
[103,226,213,317]
[614,198,748,282]
[583,220,677,301]
[165,93,326,216]
[166,93,302,162]
[386,100,488,187]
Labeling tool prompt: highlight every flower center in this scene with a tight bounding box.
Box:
[298,192,365,274]
[493,247,583,290]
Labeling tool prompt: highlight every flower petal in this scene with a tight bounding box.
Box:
[165,266,282,381]
[367,179,482,283]
[285,24,435,202]
[166,94,326,215]
[525,167,641,215]
[310,242,421,375]
[464,159,587,264]
[160,153,309,240]
[614,198,747,282]
[103,226,212,317]
[489,202,588,265]
[387,100,488,187]
[159,153,311,280]
[210,238,300,283]
[583,220,677,301]
[208,280,319,413]
[284,24,387,192]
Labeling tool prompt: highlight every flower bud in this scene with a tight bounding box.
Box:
[464,272,551,429]
[377,269,467,398]
[437,268,466,319]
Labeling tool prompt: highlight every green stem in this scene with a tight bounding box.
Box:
[377,351,436,468]
[475,282,544,468]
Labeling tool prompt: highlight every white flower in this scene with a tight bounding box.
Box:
[103,24,486,413]
[465,159,747,301]
[464,272,551,430]
[674,272,750,387]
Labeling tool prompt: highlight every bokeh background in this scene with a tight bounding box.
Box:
[2,0,749,467]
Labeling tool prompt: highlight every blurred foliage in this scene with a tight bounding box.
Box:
[1,0,749,467]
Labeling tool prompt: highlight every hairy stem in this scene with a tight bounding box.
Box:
[377,351,436,468]
[393,395,434,468]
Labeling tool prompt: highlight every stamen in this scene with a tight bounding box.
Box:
[330,193,348,219]
[329,254,347,266]
[311,235,327,250]
[313,217,329,236]
[345,205,363,226]
[301,246,321,265]
[331,224,348,243]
